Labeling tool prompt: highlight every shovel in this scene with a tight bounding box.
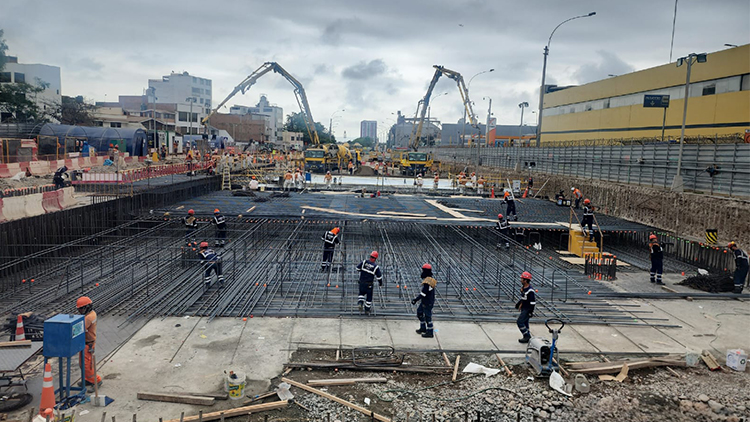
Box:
[90,349,114,406]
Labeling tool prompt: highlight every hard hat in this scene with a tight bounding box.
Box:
[422,263,432,270]
[188,209,195,215]
[370,251,379,259]
[728,241,737,248]
[326,171,331,174]
[584,198,591,204]
[76,296,92,308]
[521,271,532,280]
[649,234,657,240]
[571,187,575,191]
[498,213,503,219]
[331,227,340,234]
[251,176,256,179]
[200,241,209,248]
[214,209,220,213]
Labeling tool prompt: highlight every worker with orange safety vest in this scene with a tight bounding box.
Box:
[572,187,583,209]
[515,272,536,343]
[76,296,102,389]
[581,199,595,242]
[283,170,294,190]
[433,173,440,190]
[324,171,333,189]
[477,175,486,195]
[184,209,198,243]
[504,190,517,220]
[321,227,341,270]
[356,251,383,315]
[199,242,224,289]
[648,234,664,285]
[412,263,437,338]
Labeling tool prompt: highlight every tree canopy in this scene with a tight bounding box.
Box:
[350,136,376,149]
[46,95,97,126]
[283,112,336,145]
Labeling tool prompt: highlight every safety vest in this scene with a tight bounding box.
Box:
[322,231,338,246]
[213,214,226,227]
[583,206,594,217]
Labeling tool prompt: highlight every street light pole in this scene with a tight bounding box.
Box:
[672,52,707,192]
[537,12,596,147]
[518,102,529,145]
[483,97,492,146]
[329,109,345,140]
[463,69,494,147]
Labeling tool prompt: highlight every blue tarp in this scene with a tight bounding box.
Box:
[38,124,148,156]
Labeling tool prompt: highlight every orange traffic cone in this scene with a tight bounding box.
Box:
[522,188,528,198]
[15,315,25,341]
[39,363,55,415]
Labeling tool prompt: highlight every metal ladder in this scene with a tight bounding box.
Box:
[221,163,231,190]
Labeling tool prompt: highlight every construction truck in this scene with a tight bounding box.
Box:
[398,65,477,175]
[202,62,330,171]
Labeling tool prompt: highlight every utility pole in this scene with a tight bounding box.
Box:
[484,97,492,146]
[672,52,707,192]
[518,102,529,145]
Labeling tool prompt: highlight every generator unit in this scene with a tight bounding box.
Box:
[526,318,565,377]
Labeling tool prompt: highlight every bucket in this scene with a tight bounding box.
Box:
[225,371,246,400]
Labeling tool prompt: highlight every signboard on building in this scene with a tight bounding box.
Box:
[643,95,670,108]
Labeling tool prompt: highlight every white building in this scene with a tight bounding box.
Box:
[0,56,61,121]
[230,95,283,142]
[147,71,212,115]
[360,120,377,140]
[280,131,304,151]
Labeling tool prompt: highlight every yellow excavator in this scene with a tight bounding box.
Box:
[399,65,478,175]
[202,62,346,172]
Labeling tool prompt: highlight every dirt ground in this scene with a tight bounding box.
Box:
[234,349,750,422]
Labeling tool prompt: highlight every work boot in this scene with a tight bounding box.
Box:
[358,303,363,313]
[734,285,744,294]
[416,323,426,335]
[518,335,531,344]
[421,331,434,338]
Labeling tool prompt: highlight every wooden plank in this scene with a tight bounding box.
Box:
[137,392,215,406]
[568,359,684,375]
[452,355,461,382]
[178,392,228,401]
[282,377,391,422]
[0,340,31,348]
[308,377,387,387]
[442,353,451,368]
[495,354,513,377]
[660,285,679,294]
[242,391,277,405]
[162,400,290,422]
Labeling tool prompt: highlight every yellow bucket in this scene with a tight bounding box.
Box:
[225,371,246,400]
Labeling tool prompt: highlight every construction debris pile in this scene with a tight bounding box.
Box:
[677,273,735,293]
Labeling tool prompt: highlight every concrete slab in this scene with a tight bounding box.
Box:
[340,318,392,348]
[568,324,644,353]
[290,317,341,348]
[616,326,687,353]
[435,321,494,350]
[386,319,439,349]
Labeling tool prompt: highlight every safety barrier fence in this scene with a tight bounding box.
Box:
[1,184,58,198]
[0,155,148,178]
[584,253,618,281]
[428,142,750,198]
[73,161,211,185]
[0,187,78,223]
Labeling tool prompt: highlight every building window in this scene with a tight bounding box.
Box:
[702,85,716,96]
[192,87,200,94]
[200,79,205,85]
[603,99,610,109]
[179,111,188,121]
[110,122,122,128]
[13,73,25,83]
[95,121,103,127]
[205,90,211,96]
[191,113,198,122]
[0,72,10,83]
[585,104,592,111]
[192,77,197,83]
[199,98,204,104]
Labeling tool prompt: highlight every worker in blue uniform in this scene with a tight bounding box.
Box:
[728,242,749,294]
[581,199,595,242]
[412,263,437,338]
[496,213,511,250]
[356,251,383,315]
[648,234,664,285]
[199,242,224,289]
[515,271,536,343]
[184,209,198,244]
[212,209,227,247]
[321,227,340,270]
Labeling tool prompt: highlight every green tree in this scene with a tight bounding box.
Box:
[351,136,376,149]
[46,95,97,125]
[0,82,45,122]
[283,112,336,145]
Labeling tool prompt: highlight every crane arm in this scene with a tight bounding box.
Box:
[408,66,443,151]
[441,68,478,127]
[202,62,276,126]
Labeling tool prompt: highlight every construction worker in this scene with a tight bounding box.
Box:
[213,209,227,247]
[470,172,477,191]
[184,209,198,243]
[283,170,294,190]
[527,176,534,195]
[728,242,749,293]
[53,166,68,190]
[433,172,439,190]
[356,251,383,315]
[324,171,333,189]
[348,161,354,175]
[199,242,224,288]
[477,175,486,195]
[496,213,511,250]
[581,199,595,241]
[515,272,536,343]
[504,190,517,221]
[572,187,583,209]
[249,176,259,190]
[412,263,437,338]
[321,227,340,270]
[458,172,467,194]
[294,169,304,190]
[76,296,102,389]
[416,174,423,192]
[648,234,664,285]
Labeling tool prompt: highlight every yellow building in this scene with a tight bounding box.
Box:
[541,44,750,143]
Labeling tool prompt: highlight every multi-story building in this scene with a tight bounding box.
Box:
[540,44,750,144]
[229,95,283,142]
[280,131,304,151]
[360,120,377,140]
[207,113,268,144]
[147,72,212,131]
[0,56,61,121]
[387,111,440,149]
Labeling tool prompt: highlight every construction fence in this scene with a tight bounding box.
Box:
[430,142,750,198]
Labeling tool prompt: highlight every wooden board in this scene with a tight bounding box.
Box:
[162,400,290,422]
[0,340,31,348]
[282,377,391,422]
[137,392,215,406]
[308,377,387,387]
[452,355,461,382]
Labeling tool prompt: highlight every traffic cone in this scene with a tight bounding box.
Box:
[39,363,56,415]
[15,315,25,341]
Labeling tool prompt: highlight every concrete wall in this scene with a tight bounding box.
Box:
[440,161,750,243]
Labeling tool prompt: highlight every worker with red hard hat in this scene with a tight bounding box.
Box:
[184,209,198,244]
[199,241,224,289]
[496,213,511,250]
[321,227,341,270]
[412,263,438,338]
[728,241,749,293]
[515,272,536,343]
[648,234,664,285]
[212,209,227,247]
[356,251,383,315]
[581,199,595,242]
[76,296,102,389]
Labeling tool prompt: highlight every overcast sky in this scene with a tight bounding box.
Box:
[2,0,748,141]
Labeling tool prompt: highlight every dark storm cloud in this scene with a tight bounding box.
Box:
[1,0,747,138]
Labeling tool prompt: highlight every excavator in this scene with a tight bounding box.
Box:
[398,65,479,175]
[202,62,350,173]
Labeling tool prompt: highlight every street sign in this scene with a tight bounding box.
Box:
[643,94,670,108]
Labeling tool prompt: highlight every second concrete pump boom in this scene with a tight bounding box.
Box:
[202,62,319,145]
[409,65,478,151]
